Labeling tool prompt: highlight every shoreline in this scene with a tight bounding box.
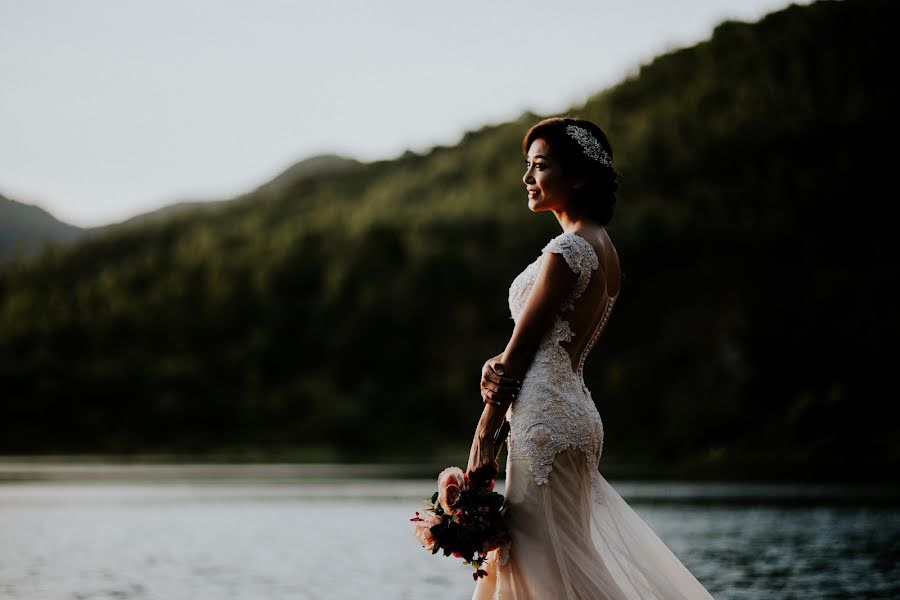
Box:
[0,456,898,489]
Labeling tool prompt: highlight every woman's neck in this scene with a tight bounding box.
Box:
[553,207,587,234]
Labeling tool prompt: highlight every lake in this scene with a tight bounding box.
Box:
[0,463,898,599]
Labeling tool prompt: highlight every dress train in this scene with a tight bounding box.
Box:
[473,449,714,599]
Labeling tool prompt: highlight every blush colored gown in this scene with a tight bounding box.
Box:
[473,231,714,600]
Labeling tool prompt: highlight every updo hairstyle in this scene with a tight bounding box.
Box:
[522,117,618,225]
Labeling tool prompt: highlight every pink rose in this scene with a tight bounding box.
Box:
[437,466,466,515]
[412,510,442,550]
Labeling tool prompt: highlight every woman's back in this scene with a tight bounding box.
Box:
[505,229,618,487]
[559,226,620,378]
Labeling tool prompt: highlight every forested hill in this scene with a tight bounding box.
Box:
[0,194,84,260]
[1,0,896,479]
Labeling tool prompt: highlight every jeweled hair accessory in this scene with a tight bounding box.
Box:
[565,124,612,167]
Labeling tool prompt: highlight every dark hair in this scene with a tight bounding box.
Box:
[522,117,618,225]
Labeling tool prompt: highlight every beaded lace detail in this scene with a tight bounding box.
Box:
[578,296,616,379]
[505,232,616,489]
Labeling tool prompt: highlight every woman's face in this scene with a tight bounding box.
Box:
[523,138,576,213]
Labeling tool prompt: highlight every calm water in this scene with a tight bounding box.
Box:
[0,464,898,599]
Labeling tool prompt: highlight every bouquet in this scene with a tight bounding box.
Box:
[411,466,510,580]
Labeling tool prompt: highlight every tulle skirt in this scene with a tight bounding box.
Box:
[473,449,714,600]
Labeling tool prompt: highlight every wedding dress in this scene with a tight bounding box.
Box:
[473,231,713,600]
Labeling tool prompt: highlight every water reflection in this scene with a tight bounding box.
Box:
[0,463,898,599]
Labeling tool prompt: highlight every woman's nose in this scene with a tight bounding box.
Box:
[523,170,534,185]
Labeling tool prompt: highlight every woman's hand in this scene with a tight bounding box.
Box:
[466,431,499,485]
[466,385,509,485]
[481,356,521,407]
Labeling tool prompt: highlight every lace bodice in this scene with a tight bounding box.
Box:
[505,231,617,487]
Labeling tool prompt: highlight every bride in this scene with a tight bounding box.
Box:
[466,117,714,599]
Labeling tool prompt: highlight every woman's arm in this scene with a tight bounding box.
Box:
[498,251,577,382]
[466,252,577,480]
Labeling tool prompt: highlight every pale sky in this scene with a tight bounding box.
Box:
[1,0,805,227]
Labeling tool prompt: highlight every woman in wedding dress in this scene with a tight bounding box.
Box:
[466,117,714,599]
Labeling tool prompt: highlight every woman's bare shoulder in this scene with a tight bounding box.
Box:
[573,225,620,295]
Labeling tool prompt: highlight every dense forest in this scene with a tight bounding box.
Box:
[1,0,897,479]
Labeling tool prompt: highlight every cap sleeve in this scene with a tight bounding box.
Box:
[542,232,599,311]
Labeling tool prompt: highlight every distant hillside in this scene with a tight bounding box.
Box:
[253,154,362,196]
[115,154,362,228]
[0,193,85,260]
[0,155,361,258]
[114,199,226,228]
[0,0,896,478]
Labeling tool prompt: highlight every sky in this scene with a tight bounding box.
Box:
[0,0,807,228]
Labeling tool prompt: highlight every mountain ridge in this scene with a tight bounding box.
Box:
[0,193,85,260]
[0,153,365,259]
